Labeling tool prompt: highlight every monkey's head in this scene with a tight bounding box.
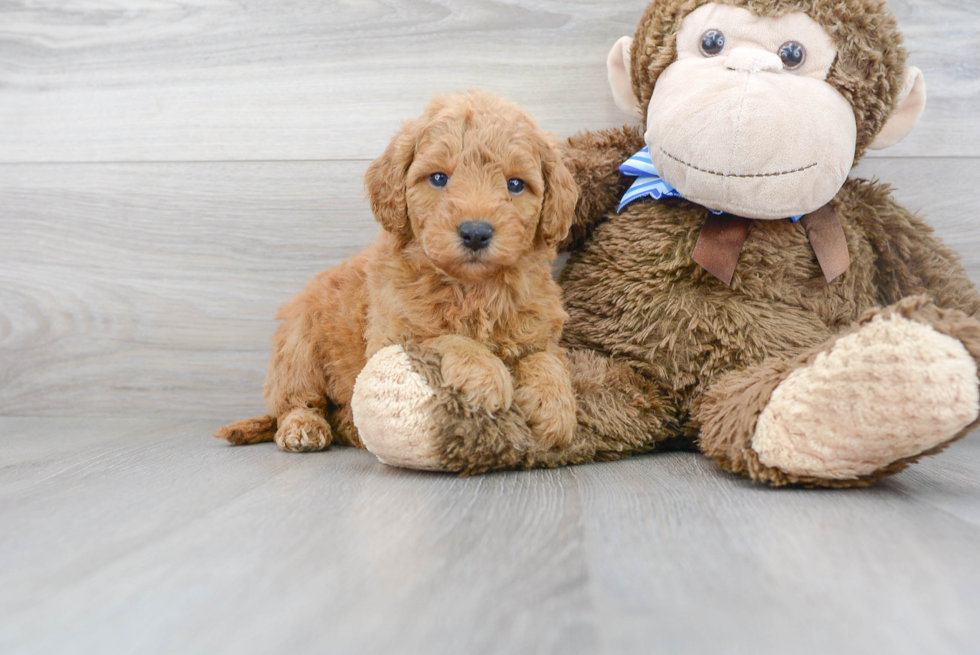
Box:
[608,0,926,219]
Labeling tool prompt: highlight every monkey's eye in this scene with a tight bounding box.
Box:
[778,41,806,70]
[699,30,726,57]
[507,178,526,195]
[429,172,449,188]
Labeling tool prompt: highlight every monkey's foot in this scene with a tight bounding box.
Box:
[352,344,549,474]
[350,345,444,470]
[275,408,332,453]
[752,299,980,481]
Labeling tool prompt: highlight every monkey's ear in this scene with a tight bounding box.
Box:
[607,36,641,118]
[870,67,927,150]
[364,120,417,237]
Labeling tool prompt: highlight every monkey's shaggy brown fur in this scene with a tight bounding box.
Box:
[215,90,579,453]
[410,137,980,479]
[362,0,980,486]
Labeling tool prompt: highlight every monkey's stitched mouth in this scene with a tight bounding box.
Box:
[660,148,818,179]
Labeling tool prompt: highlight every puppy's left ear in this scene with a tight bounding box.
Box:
[364,119,418,238]
[537,137,579,250]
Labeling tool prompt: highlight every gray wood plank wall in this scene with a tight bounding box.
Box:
[1,0,978,418]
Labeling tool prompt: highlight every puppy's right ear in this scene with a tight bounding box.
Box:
[364,120,417,237]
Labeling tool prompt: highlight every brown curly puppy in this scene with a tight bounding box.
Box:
[214,90,579,454]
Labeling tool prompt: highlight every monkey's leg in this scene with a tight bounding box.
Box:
[696,296,980,487]
[351,343,679,474]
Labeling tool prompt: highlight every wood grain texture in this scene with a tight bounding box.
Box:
[1,159,977,417]
[0,419,592,655]
[1,418,978,654]
[1,0,977,163]
[574,446,980,655]
[0,161,378,416]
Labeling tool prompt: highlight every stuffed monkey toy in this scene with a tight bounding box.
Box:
[351,0,980,487]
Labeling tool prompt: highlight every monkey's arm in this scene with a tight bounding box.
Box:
[852,181,980,317]
[559,124,646,251]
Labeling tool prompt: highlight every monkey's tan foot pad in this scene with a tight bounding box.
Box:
[274,409,332,453]
[752,312,980,480]
[351,345,445,470]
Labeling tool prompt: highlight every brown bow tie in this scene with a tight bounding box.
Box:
[691,203,850,287]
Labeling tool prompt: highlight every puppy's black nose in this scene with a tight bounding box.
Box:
[458,221,494,251]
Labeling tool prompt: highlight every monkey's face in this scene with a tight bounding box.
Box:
[644,4,856,219]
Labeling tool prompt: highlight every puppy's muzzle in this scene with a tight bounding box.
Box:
[458,221,494,252]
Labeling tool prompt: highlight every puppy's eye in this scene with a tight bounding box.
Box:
[429,172,449,189]
[699,30,726,57]
[507,178,525,195]
[778,41,806,70]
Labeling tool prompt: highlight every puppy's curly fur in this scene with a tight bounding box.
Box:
[215,90,579,453]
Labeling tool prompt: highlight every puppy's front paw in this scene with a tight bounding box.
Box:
[440,349,514,415]
[513,352,577,449]
[275,408,332,453]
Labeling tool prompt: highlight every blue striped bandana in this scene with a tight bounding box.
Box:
[618,147,802,222]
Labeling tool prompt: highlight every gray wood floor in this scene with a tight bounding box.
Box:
[2,1,980,653]
[1,418,979,655]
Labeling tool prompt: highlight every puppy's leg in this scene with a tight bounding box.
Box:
[424,335,514,415]
[513,350,577,449]
[263,285,337,453]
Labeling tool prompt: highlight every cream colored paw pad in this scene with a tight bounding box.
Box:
[351,345,443,470]
[753,314,979,479]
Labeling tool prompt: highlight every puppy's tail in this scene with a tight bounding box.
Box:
[213,414,277,445]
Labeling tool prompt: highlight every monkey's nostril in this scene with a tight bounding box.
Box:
[458,221,494,252]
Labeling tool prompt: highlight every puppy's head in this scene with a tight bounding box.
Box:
[364,90,577,281]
